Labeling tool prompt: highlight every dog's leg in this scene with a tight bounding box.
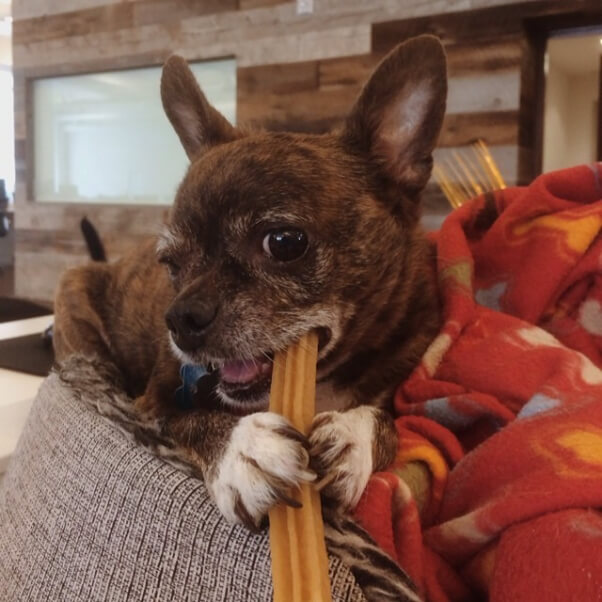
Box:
[54,264,117,367]
[136,371,317,529]
[133,347,182,417]
[161,408,316,530]
[309,407,398,510]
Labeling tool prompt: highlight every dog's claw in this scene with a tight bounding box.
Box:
[279,493,303,509]
[314,471,337,492]
[274,425,310,449]
[233,490,262,532]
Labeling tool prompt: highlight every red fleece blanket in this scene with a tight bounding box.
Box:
[354,164,602,602]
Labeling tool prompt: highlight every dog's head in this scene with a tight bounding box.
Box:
[158,35,447,412]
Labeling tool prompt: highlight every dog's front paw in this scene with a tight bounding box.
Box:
[208,412,316,530]
[310,406,384,511]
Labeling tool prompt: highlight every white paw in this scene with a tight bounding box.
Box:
[309,407,377,510]
[209,412,315,529]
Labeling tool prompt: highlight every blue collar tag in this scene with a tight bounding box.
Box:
[175,363,208,409]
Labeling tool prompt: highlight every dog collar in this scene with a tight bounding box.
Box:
[175,363,208,409]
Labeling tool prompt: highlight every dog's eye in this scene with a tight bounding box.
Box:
[158,257,180,278]
[262,229,308,262]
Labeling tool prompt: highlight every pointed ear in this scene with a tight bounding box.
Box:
[161,55,239,160]
[343,35,447,191]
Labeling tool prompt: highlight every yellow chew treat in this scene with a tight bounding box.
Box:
[268,332,332,602]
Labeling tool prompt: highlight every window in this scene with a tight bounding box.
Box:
[33,58,236,205]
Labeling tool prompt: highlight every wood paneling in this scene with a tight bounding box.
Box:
[238,80,358,133]
[14,1,239,45]
[13,0,127,21]
[10,0,553,22]
[16,228,156,262]
[14,0,576,72]
[317,53,380,89]
[16,203,169,237]
[445,39,522,75]
[440,112,519,148]
[13,203,168,300]
[12,0,602,301]
[13,4,136,44]
[372,0,602,50]
[238,0,289,9]
[14,251,88,302]
[373,11,520,51]
[517,30,546,185]
[239,68,521,140]
[12,21,371,71]
[238,61,319,96]
[238,43,521,144]
[132,0,238,28]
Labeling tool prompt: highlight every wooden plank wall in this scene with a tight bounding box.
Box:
[238,17,525,198]
[10,0,602,302]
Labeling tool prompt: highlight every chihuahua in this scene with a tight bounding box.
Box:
[53,35,446,530]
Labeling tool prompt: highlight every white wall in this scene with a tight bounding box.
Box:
[543,67,570,173]
[0,34,10,66]
[566,71,599,166]
[543,49,600,172]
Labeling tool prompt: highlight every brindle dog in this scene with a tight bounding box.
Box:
[54,35,446,529]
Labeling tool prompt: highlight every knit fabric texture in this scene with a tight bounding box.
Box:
[0,372,366,602]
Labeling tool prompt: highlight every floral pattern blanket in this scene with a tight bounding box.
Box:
[355,164,602,601]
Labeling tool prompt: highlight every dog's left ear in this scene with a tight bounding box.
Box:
[161,55,240,160]
[343,35,447,192]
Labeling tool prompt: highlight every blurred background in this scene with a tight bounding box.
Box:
[0,0,601,304]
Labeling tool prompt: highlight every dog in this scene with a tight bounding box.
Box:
[53,34,446,530]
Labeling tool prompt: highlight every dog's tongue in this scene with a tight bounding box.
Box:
[220,358,268,384]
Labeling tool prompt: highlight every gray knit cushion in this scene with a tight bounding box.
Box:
[0,371,368,602]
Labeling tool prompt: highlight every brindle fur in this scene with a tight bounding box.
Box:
[54,35,446,527]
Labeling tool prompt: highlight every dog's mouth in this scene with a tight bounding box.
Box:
[207,328,332,412]
[211,355,274,409]
[219,357,273,385]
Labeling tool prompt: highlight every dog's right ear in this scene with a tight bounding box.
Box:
[161,55,239,160]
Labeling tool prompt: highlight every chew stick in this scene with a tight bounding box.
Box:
[268,332,332,602]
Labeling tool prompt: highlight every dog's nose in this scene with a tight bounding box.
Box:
[165,300,218,351]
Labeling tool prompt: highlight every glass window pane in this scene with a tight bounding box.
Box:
[33,59,236,205]
[0,68,14,198]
